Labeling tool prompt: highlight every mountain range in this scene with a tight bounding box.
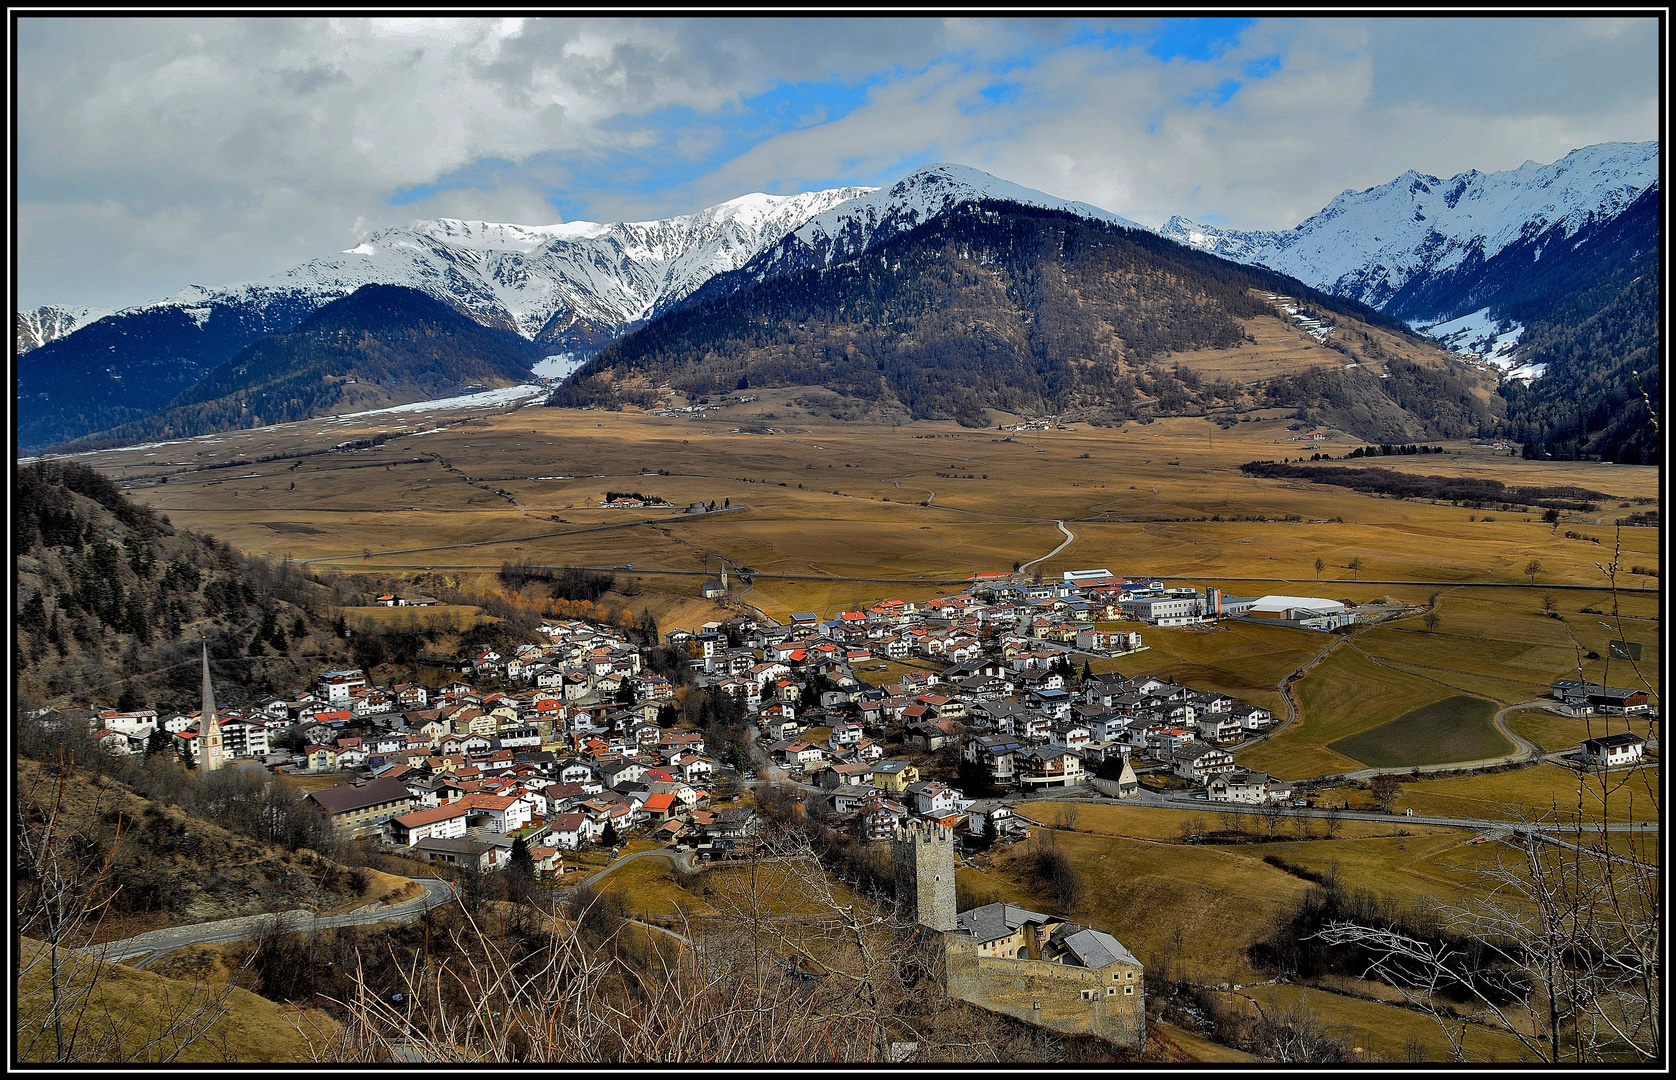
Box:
[1157,142,1658,365]
[560,200,1494,442]
[16,144,1658,459]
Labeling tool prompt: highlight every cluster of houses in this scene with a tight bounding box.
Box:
[1268,292,1335,343]
[599,496,675,510]
[63,563,1406,882]
[668,581,1296,837]
[648,401,721,419]
[371,594,440,607]
[1547,680,1653,769]
[69,616,767,876]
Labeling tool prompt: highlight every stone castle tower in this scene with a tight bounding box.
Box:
[196,641,225,773]
[892,820,957,932]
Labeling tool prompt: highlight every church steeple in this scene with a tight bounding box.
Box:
[197,640,224,772]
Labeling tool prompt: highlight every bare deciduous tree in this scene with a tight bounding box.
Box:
[318,826,994,1063]
[1370,775,1401,814]
[1312,802,1659,1063]
[1308,532,1659,1076]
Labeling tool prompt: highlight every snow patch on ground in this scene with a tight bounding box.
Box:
[532,353,588,380]
[327,383,549,420]
[1411,307,1538,379]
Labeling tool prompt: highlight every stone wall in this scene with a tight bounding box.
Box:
[944,938,1145,1049]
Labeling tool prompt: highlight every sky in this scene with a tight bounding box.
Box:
[15,16,1661,311]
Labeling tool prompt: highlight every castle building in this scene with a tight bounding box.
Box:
[891,821,1144,1049]
[893,819,957,931]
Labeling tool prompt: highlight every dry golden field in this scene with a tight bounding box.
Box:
[76,399,1657,784]
[1505,710,1659,753]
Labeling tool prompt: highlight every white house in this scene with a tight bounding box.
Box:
[387,803,471,846]
[1172,745,1236,782]
[906,780,966,819]
[547,811,602,850]
[1206,770,1288,804]
[317,669,368,703]
[456,793,533,834]
[1579,733,1647,767]
[828,722,864,749]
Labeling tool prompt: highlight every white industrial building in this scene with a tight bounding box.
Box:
[1226,595,1350,631]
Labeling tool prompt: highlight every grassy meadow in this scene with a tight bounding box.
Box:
[1329,695,1507,767]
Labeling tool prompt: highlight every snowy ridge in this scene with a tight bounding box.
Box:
[53,185,876,351]
[789,163,1139,259]
[15,304,110,354]
[694,163,1140,301]
[27,164,1140,363]
[1157,141,1658,316]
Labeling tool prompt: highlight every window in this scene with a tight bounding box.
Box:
[1124,986,1133,995]
[1108,987,1117,996]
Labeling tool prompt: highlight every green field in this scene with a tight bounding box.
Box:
[1329,694,1510,767]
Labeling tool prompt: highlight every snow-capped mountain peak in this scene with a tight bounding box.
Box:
[792,163,1138,254]
[1164,143,1656,302]
[14,304,110,355]
[118,182,880,347]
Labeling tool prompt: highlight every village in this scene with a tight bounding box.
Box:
[42,563,1657,1055]
[64,568,1652,883]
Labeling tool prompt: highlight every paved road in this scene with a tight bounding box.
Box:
[95,878,456,966]
[1013,783,1660,834]
[1019,520,1075,575]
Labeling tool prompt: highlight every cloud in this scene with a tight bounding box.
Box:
[16,16,1660,310]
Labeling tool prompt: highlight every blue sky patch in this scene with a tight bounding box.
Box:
[1147,18,1254,62]
[392,72,891,216]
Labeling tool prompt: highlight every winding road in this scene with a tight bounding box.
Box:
[1324,699,1549,781]
[888,479,937,506]
[90,850,705,970]
[93,878,457,967]
[560,847,696,893]
[1018,520,1075,575]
